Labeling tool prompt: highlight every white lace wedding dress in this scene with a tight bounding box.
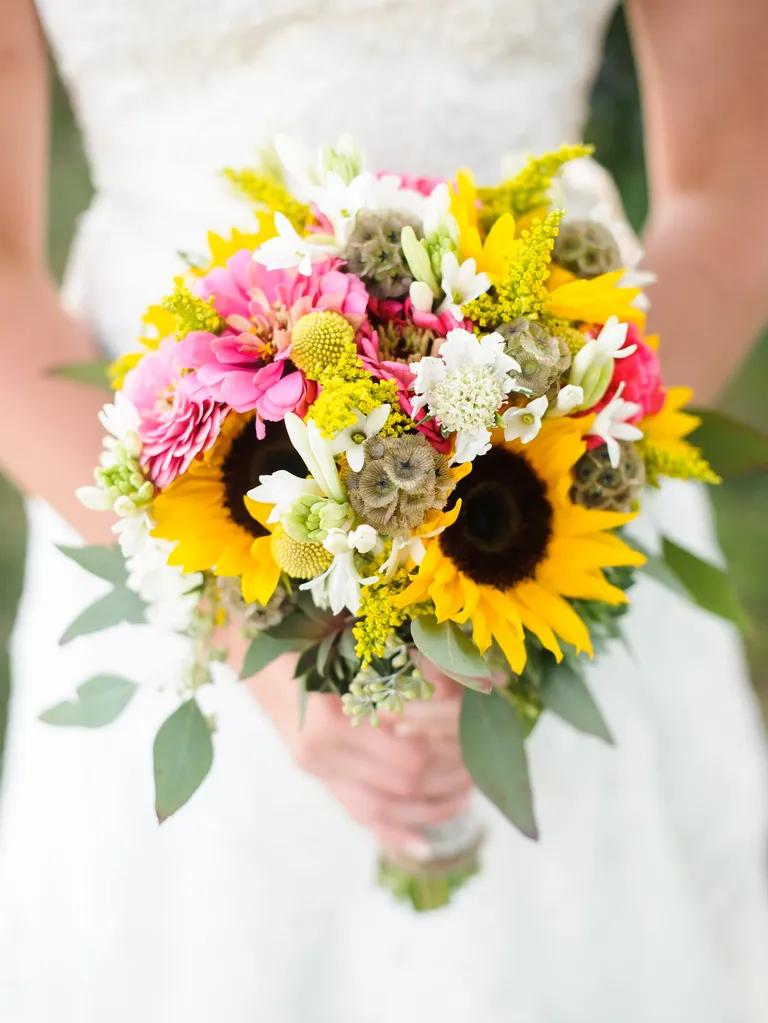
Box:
[2,1,768,1020]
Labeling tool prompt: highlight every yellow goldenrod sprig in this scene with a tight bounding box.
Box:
[223,167,310,232]
[353,567,412,666]
[478,143,593,227]
[463,210,564,329]
[640,439,721,487]
[161,281,225,339]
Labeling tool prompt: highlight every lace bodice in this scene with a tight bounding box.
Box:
[36,0,617,355]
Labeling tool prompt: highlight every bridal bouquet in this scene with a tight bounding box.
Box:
[48,138,726,909]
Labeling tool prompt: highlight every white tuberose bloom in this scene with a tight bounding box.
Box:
[501,394,549,444]
[411,328,521,463]
[552,384,585,415]
[248,412,345,516]
[253,212,335,276]
[328,404,390,473]
[588,381,643,467]
[437,252,491,319]
[299,528,378,616]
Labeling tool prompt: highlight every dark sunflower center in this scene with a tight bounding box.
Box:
[440,446,553,589]
[221,420,306,538]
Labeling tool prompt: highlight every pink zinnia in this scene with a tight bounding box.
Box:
[177,253,368,428]
[375,171,447,198]
[123,337,228,489]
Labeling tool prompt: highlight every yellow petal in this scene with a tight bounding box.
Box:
[515,580,593,656]
[546,270,646,328]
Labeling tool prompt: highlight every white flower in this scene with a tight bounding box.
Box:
[569,316,636,389]
[588,381,643,467]
[248,412,345,509]
[299,528,378,615]
[409,280,435,313]
[273,134,363,200]
[77,393,154,518]
[501,394,549,444]
[421,183,459,241]
[125,535,203,632]
[252,212,335,276]
[112,512,152,557]
[411,328,521,463]
[328,404,390,473]
[437,252,491,318]
[553,384,585,415]
[347,524,379,554]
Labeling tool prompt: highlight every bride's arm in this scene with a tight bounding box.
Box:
[0,0,112,542]
[627,0,768,403]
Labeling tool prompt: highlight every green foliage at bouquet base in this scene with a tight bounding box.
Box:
[153,698,213,823]
[661,537,750,632]
[378,850,480,912]
[460,687,537,840]
[411,616,492,690]
[57,544,147,643]
[540,658,613,744]
[40,674,137,728]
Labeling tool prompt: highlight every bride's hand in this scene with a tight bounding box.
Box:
[242,648,472,853]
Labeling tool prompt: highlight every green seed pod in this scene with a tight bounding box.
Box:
[344,210,423,299]
[497,317,571,398]
[570,441,645,513]
[552,219,622,279]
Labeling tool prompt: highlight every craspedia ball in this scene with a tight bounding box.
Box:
[290,311,356,380]
[552,219,622,279]
[272,530,334,579]
[344,209,423,299]
[570,441,645,513]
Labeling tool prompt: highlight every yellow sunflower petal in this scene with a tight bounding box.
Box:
[506,592,563,661]
[546,270,646,328]
[514,580,593,656]
[538,564,629,606]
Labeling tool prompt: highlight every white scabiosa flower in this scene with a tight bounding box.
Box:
[411,328,521,463]
[588,381,643,467]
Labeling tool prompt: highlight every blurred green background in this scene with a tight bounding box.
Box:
[1,6,767,773]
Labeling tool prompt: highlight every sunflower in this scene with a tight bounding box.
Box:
[152,413,306,605]
[394,418,645,673]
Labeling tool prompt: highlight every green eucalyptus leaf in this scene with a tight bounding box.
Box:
[240,634,305,680]
[49,360,111,389]
[57,544,127,585]
[266,611,330,643]
[60,587,146,645]
[39,675,137,728]
[294,644,320,679]
[316,631,337,676]
[411,616,491,683]
[540,659,613,744]
[690,408,768,478]
[460,688,538,839]
[153,699,213,823]
[662,538,750,632]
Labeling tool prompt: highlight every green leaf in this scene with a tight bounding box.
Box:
[39,675,137,728]
[411,616,491,684]
[294,644,320,679]
[57,544,128,585]
[240,633,304,680]
[661,537,750,632]
[540,659,613,744]
[265,611,330,643]
[59,587,146,644]
[460,688,538,839]
[153,699,213,823]
[316,631,337,676]
[49,360,112,389]
[691,408,768,478]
